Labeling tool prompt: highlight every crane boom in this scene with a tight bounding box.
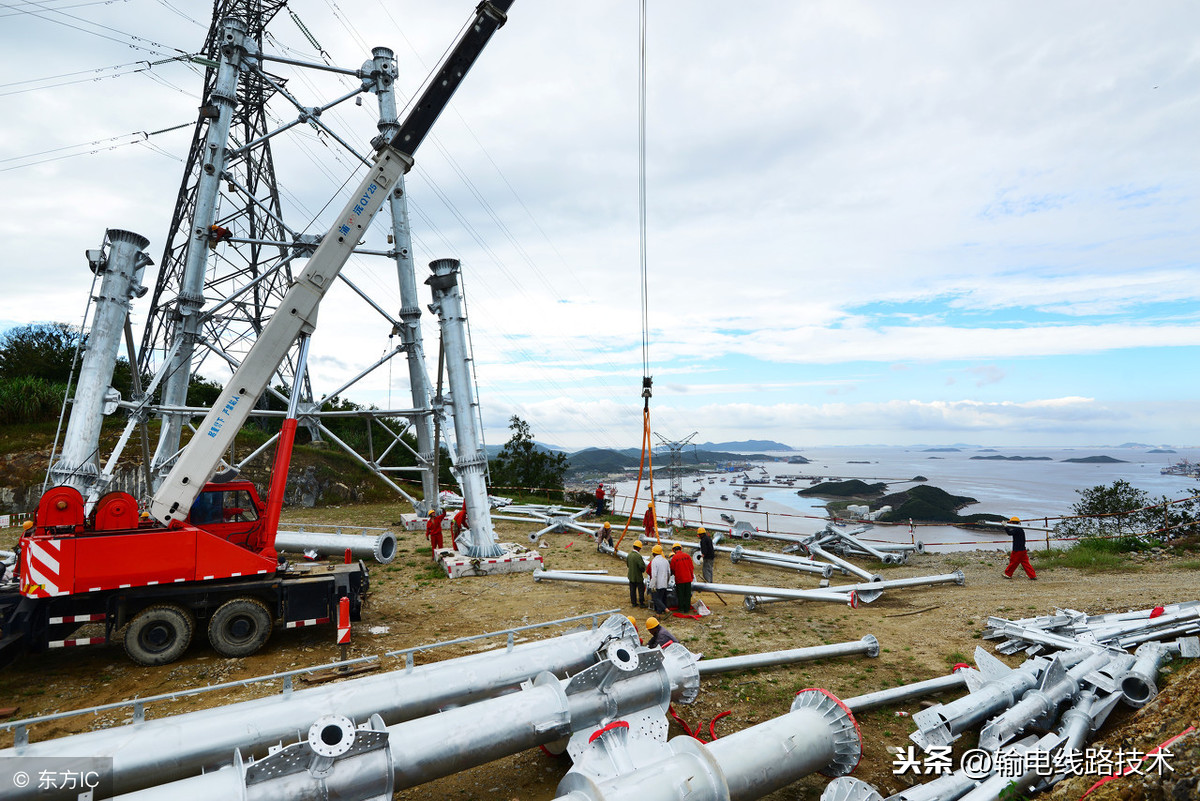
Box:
[149,0,516,524]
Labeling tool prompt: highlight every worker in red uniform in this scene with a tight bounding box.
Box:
[425,507,447,559]
[669,543,695,613]
[595,483,606,515]
[643,502,657,540]
[451,506,468,546]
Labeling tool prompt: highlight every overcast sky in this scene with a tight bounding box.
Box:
[2,0,1198,452]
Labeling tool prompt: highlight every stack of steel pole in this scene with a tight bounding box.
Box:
[113,641,703,800]
[0,615,638,800]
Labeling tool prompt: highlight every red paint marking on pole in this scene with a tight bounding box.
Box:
[344,547,352,564]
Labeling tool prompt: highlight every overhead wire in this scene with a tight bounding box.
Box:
[261,8,632,446]
[3,0,185,57]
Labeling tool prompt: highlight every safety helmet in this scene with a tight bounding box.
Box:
[697,527,707,535]
[633,540,643,549]
[646,617,660,630]
[427,509,435,517]
[626,615,637,627]
[603,522,611,529]
[651,545,663,555]
[672,544,682,551]
[1009,516,1020,523]
[647,501,654,508]
[22,520,33,531]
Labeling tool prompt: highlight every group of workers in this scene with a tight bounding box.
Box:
[622,527,712,615]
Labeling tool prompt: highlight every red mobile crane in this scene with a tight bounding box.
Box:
[0,0,516,666]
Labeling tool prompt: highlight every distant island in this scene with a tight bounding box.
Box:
[1061,455,1128,464]
[1148,449,1177,454]
[922,447,961,452]
[969,455,1053,461]
[800,480,998,525]
[798,479,886,497]
[699,440,797,452]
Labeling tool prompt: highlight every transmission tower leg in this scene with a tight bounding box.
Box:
[369,47,439,511]
[50,230,153,497]
[426,259,502,558]
[150,17,248,484]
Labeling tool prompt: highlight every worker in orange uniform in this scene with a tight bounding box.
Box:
[669,543,695,613]
[425,507,447,560]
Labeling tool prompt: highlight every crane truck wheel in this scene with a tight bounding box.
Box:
[208,598,273,658]
[123,604,195,666]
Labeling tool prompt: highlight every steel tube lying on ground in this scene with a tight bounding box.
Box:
[533,569,860,607]
[0,615,636,800]
[805,542,881,583]
[555,688,861,801]
[828,570,966,604]
[275,527,398,563]
[698,636,879,675]
[842,670,970,713]
[729,545,833,577]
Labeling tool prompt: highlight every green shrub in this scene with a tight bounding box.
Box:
[0,376,68,424]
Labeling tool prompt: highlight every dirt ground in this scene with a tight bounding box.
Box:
[1,503,1196,800]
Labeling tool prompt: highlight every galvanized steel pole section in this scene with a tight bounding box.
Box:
[0,616,635,800]
[829,570,966,604]
[978,650,1111,750]
[910,647,1052,750]
[533,569,859,607]
[274,527,398,563]
[115,643,699,801]
[729,544,834,577]
[698,636,879,675]
[842,670,970,713]
[371,46,438,511]
[426,258,501,557]
[151,18,247,482]
[49,230,152,496]
[1120,641,1173,707]
[555,688,862,801]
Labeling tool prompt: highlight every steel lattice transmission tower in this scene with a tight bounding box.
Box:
[131,0,440,508]
[654,431,698,527]
[139,0,298,476]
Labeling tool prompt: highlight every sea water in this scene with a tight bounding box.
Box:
[608,445,1200,552]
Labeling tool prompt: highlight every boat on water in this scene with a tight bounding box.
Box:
[719,494,728,501]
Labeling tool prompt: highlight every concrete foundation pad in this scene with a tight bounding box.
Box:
[440,543,544,578]
[399,513,425,532]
